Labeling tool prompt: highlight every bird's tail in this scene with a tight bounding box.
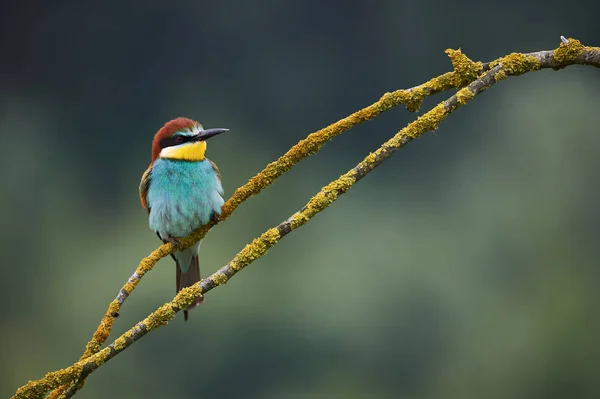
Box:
[176,255,204,321]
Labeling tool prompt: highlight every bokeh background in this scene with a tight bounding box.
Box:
[2,1,600,398]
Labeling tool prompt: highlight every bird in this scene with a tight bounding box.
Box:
[139,117,228,320]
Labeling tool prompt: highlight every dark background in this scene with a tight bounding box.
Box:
[2,1,600,398]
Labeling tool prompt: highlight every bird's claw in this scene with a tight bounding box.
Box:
[166,236,181,247]
[210,211,221,224]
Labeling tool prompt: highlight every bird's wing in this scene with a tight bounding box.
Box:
[208,159,224,196]
[139,166,152,212]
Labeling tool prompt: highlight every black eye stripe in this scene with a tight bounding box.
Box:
[159,135,191,149]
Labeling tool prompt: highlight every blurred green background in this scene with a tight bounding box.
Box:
[2,1,600,398]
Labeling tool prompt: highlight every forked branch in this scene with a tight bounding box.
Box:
[13,38,600,399]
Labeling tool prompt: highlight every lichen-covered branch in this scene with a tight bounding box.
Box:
[46,49,476,399]
[16,37,600,399]
[61,40,475,372]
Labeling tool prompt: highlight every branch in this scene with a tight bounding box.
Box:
[46,55,473,399]
[65,38,476,371]
[14,37,600,399]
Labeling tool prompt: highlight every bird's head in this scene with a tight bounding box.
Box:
[151,117,228,162]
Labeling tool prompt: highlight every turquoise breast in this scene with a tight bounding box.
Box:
[147,158,224,239]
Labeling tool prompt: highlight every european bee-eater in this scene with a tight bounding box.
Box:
[139,117,228,320]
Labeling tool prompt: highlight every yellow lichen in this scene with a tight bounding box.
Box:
[445,48,483,86]
[378,91,398,107]
[363,152,377,166]
[229,260,242,271]
[263,228,281,244]
[494,70,507,82]
[107,301,119,316]
[495,53,540,76]
[12,363,85,399]
[289,212,310,229]
[174,286,202,307]
[384,89,421,113]
[146,303,177,329]
[455,88,475,105]
[229,232,278,272]
[122,282,134,294]
[412,103,448,137]
[432,72,455,89]
[112,336,127,352]
[553,38,584,64]
[325,174,356,194]
[212,272,229,286]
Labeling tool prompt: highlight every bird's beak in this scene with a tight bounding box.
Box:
[193,128,229,141]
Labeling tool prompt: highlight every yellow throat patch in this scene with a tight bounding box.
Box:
[159,141,207,161]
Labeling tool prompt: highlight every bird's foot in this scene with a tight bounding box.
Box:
[166,236,181,247]
[210,211,221,224]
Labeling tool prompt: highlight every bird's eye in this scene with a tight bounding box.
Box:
[175,136,184,143]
